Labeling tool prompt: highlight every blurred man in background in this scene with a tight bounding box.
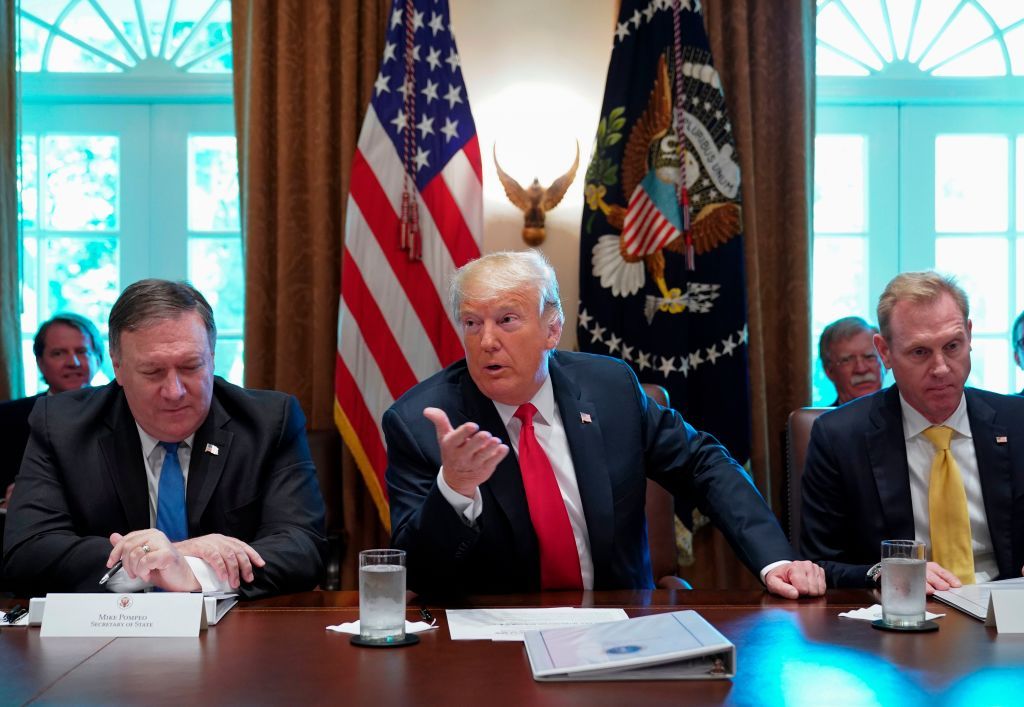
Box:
[819,316,883,406]
[0,313,103,500]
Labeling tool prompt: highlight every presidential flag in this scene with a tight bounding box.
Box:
[579,1,749,481]
[335,0,482,529]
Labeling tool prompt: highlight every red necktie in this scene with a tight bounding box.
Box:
[513,403,583,590]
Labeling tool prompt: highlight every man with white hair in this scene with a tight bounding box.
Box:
[384,249,824,598]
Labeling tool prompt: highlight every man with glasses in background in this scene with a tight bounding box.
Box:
[818,316,884,407]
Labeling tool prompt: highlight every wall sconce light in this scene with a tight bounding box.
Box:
[493,141,580,246]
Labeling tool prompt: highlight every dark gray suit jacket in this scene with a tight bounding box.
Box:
[3,378,327,598]
[800,385,1024,587]
[0,393,43,491]
[384,351,794,597]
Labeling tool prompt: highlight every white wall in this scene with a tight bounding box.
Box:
[450,0,617,350]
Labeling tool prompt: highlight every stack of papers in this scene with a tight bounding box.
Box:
[934,577,1024,620]
[446,607,628,641]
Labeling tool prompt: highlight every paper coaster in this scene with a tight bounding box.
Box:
[870,619,939,633]
[350,633,421,648]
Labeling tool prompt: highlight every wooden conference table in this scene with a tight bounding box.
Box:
[2,589,1022,705]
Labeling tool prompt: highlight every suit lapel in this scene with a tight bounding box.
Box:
[98,390,150,530]
[867,386,915,538]
[549,356,614,579]
[188,394,233,534]
[458,373,537,564]
[965,390,1013,576]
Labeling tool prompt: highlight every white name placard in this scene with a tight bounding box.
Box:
[40,593,206,637]
[986,590,1024,633]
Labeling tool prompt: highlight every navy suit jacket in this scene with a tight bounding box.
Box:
[3,378,327,598]
[384,351,794,597]
[0,393,43,491]
[800,385,1024,587]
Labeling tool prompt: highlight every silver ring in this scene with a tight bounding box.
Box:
[142,544,152,554]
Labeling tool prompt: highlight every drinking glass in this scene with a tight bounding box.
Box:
[880,540,926,627]
[358,549,407,643]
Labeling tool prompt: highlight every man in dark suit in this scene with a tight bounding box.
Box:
[4,280,326,599]
[0,313,104,498]
[384,250,824,598]
[802,271,1024,589]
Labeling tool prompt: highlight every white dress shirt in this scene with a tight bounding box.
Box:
[900,393,998,581]
[437,376,788,588]
[437,377,596,588]
[103,426,230,593]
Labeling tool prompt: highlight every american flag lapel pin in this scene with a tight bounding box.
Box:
[580,412,592,424]
[205,443,220,456]
[996,436,1008,445]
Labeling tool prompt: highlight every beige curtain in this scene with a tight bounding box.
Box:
[0,0,22,401]
[704,1,816,510]
[232,0,391,588]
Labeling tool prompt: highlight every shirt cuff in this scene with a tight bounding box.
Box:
[102,557,231,594]
[759,560,793,585]
[436,467,483,524]
[185,556,232,593]
[103,569,149,593]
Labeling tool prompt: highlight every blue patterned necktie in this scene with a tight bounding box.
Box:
[157,441,188,542]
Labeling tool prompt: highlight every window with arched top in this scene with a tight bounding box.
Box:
[18,0,232,73]
[15,0,242,395]
[812,0,1024,404]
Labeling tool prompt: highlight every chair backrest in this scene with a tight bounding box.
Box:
[640,383,683,587]
[307,429,345,590]
[785,407,829,545]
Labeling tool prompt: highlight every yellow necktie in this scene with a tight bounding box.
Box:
[922,425,975,584]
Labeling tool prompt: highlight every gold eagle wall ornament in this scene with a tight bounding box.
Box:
[493,141,580,246]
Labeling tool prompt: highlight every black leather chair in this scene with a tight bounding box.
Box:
[306,429,346,590]
[784,407,829,545]
[641,383,692,590]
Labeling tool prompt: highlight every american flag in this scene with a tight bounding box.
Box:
[335,0,482,529]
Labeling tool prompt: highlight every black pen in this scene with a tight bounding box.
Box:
[419,606,434,623]
[98,560,123,585]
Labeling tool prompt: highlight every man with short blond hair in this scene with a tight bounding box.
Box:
[385,250,824,598]
[802,271,1024,590]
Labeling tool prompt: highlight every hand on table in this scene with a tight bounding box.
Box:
[924,562,962,595]
[424,407,509,498]
[175,533,265,589]
[765,560,826,599]
[107,530,200,592]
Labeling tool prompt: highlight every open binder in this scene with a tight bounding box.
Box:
[523,610,735,681]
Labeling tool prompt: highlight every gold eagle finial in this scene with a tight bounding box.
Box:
[493,141,580,246]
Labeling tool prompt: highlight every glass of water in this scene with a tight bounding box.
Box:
[358,549,407,643]
[880,540,926,627]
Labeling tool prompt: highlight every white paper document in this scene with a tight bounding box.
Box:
[446,607,629,641]
[934,577,1024,621]
[523,610,735,681]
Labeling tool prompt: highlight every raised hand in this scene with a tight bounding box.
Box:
[423,406,509,498]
